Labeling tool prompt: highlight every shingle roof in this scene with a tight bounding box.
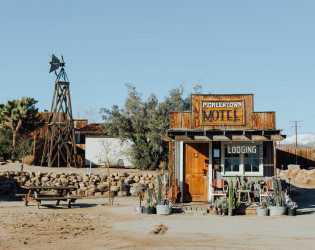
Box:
[76,123,107,135]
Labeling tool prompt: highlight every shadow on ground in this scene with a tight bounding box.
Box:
[294,187,315,215]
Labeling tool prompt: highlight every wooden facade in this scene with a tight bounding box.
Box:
[165,94,285,203]
[32,112,88,138]
[170,95,276,130]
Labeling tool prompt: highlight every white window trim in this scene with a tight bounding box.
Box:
[221,142,263,177]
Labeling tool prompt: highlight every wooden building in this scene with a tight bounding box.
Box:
[163,94,286,203]
[75,123,133,167]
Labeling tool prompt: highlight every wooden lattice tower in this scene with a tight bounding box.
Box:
[41,54,77,167]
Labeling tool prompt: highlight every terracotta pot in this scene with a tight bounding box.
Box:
[168,179,181,202]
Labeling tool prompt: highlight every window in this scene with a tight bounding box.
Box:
[221,143,263,176]
[224,146,240,172]
[244,146,259,172]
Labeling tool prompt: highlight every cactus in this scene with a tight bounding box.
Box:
[157,174,162,205]
[273,178,279,206]
[271,177,286,207]
[228,180,233,216]
[281,191,286,207]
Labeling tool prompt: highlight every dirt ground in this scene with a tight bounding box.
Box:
[1,163,315,249]
[0,162,157,176]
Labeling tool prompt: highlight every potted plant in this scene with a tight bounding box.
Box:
[210,203,218,215]
[155,175,172,215]
[267,178,287,216]
[222,199,228,215]
[135,191,144,214]
[287,200,298,216]
[143,189,156,214]
[256,202,268,216]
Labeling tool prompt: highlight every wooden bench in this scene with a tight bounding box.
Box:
[33,196,82,208]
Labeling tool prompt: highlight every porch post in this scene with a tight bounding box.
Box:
[208,142,213,202]
[179,141,184,203]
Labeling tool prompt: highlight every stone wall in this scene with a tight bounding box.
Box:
[0,171,159,197]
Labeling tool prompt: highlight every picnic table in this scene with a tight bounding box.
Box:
[18,186,81,208]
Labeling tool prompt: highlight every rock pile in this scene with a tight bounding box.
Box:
[278,165,315,186]
[0,171,159,197]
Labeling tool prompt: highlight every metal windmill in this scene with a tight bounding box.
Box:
[41,53,80,167]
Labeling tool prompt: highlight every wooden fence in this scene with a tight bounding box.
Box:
[276,148,315,170]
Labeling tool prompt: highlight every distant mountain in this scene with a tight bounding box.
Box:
[280,133,315,149]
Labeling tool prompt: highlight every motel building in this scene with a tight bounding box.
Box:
[163,94,286,203]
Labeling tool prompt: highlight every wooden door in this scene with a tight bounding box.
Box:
[184,143,209,202]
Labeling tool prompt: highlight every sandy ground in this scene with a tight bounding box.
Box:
[1,163,315,249]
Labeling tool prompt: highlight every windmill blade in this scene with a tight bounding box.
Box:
[48,51,52,60]
[51,54,60,64]
[49,62,60,73]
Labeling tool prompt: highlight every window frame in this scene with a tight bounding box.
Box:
[221,142,263,177]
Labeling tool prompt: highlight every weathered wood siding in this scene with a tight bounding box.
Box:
[276,148,315,169]
[170,112,192,129]
[252,112,275,129]
[32,112,88,139]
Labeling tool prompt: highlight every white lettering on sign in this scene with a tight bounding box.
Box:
[203,102,242,108]
[227,146,257,154]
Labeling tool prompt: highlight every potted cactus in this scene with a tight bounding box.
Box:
[267,178,287,216]
[143,189,156,214]
[155,175,172,215]
[287,200,298,216]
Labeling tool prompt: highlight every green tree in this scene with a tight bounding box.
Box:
[100,83,198,170]
[0,97,43,158]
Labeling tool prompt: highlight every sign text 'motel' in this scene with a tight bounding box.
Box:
[201,100,245,125]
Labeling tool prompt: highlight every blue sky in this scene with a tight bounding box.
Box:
[1,1,315,136]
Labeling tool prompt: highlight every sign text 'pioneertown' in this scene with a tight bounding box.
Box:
[201,100,245,125]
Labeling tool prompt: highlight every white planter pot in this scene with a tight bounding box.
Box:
[256,207,268,216]
[156,204,172,215]
[134,206,143,214]
[268,206,286,216]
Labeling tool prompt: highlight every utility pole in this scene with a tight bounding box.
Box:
[290,120,302,165]
[290,121,302,148]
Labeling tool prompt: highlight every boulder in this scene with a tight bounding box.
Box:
[130,187,140,197]
[22,155,34,165]
[121,184,130,191]
[42,177,49,182]
[98,183,109,192]
[118,172,127,177]
[288,165,301,172]
[110,186,120,192]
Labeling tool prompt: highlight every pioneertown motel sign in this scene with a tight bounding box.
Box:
[201,100,245,125]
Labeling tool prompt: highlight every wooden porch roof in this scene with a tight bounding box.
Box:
[162,129,286,142]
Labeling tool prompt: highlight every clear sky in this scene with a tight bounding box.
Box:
[1,1,315,136]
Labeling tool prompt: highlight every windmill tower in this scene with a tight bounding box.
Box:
[41,53,78,167]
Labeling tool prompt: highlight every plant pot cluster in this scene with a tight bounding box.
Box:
[256,177,298,217]
[135,174,172,215]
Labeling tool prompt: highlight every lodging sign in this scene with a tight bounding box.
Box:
[201,99,245,126]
